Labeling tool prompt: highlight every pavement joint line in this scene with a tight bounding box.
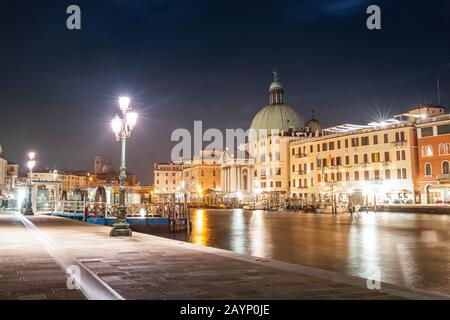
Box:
[13,212,124,300]
[133,232,450,300]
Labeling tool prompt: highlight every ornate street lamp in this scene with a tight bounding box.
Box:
[24,152,36,215]
[110,96,138,237]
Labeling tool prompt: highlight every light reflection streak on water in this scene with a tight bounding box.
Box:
[229,209,246,254]
[348,214,381,280]
[192,209,207,246]
[249,210,268,257]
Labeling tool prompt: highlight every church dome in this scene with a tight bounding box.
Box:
[306,117,322,132]
[249,71,304,140]
[250,104,303,133]
[101,163,116,174]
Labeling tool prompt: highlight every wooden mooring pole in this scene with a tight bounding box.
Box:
[185,193,190,235]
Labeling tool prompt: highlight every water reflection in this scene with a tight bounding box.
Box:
[157,209,449,295]
[348,214,380,281]
[191,209,208,246]
[229,209,246,254]
[249,210,269,257]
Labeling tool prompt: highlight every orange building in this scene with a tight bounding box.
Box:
[416,113,450,204]
[182,149,221,204]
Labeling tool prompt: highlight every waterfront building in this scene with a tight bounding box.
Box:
[153,161,188,201]
[4,163,19,198]
[0,146,20,205]
[182,149,221,204]
[415,107,450,204]
[0,146,7,199]
[289,114,420,207]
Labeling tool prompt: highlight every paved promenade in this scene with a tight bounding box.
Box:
[0,211,447,300]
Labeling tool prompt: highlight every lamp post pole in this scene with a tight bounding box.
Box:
[110,97,137,237]
[24,152,36,216]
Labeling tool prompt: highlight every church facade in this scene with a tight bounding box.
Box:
[220,72,318,205]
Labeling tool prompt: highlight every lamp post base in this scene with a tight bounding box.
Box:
[110,221,132,237]
[23,208,34,216]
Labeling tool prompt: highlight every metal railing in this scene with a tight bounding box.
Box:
[84,201,188,220]
[392,140,407,147]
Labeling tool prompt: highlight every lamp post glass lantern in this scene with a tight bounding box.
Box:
[110,97,137,237]
[24,152,36,215]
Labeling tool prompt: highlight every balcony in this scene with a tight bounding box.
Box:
[436,174,450,181]
[392,140,407,147]
[294,153,307,158]
[294,170,307,175]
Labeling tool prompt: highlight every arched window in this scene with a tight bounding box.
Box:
[425,163,432,177]
[442,161,450,175]
[439,143,450,155]
[422,145,433,157]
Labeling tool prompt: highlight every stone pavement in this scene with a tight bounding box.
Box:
[0,211,447,300]
[0,213,85,300]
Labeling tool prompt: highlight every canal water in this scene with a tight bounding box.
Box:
[149,209,449,295]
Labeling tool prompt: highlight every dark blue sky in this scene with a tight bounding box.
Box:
[0,0,449,184]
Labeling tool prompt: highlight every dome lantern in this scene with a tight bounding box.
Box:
[269,70,284,105]
[249,71,304,141]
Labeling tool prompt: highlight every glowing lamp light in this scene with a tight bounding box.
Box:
[125,111,138,129]
[118,96,131,111]
[27,160,36,170]
[111,115,123,135]
[28,152,35,160]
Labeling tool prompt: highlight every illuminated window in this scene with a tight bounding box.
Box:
[421,145,433,157]
[439,143,450,155]
[371,153,380,162]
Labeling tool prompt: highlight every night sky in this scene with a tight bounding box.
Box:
[0,0,449,184]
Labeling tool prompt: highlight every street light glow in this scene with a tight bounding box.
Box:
[125,112,138,129]
[27,160,36,170]
[28,152,35,160]
[111,115,123,135]
[118,96,131,111]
